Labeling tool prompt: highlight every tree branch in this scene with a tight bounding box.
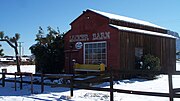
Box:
[0,39,16,49]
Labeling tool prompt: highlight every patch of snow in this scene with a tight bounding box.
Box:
[176,61,180,71]
[89,9,166,29]
[0,65,35,78]
[110,24,176,38]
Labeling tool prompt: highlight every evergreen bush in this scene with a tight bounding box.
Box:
[136,54,161,79]
[143,54,160,71]
[30,27,64,74]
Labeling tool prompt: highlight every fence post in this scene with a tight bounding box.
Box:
[2,69,7,87]
[30,73,33,94]
[70,76,74,97]
[168,72,173,101]
[41,73,44,93]
[70,60,75,97]
[110,67,113,101]
[15,72,17,91]
[20,73,23,90]
[2,73,5,87]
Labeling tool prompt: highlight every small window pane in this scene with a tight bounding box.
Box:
[102,54,106,59]
[93,44,97,48]
[89,54,92,59]
[101,60,106,64]
[89,49,92,53]
[85,44,88,48]
[85,55,89,59]
[94,49,98,53]
[89,44,92,48]
[102,49,106,53]
[85,49,88,54]
[102,43,106,47]
[98,54,101,59]
[97,49,101,53]
[98,43,102,47]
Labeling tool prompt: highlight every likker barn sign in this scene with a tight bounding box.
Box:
[69,32,110,42]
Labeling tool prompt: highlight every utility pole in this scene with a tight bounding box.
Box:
[22,47,24,56]
[18,42,24,57]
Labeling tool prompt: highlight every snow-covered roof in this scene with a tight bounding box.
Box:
[110,24,176,39]
[88,9,166,29]
[167,30,180,38]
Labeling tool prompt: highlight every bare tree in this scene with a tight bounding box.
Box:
[0,31,21,72]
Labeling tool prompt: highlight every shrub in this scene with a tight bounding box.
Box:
[30,27,64,74]
[135,54,161,79]
[143,54,160,71]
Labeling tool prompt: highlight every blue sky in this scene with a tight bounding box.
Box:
[0,0,180,56]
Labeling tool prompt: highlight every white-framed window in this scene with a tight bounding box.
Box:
[84,41,107,65]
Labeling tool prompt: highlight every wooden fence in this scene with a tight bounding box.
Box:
[70,70,177,101]
[1,69,180,101]
[0,72,74,93]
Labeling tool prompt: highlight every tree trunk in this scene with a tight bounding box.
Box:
[15,41,21,72]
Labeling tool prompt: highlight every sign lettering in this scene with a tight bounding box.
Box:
[69,34,89,42]
[92,32,110,40]
[69,32,110,42]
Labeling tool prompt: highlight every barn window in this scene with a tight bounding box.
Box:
[84,41,107,65]
[135,48,143,61]
[135,48,143,69]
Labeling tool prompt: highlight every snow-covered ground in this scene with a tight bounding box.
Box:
[0,65,35,78]
[0,62,180,101]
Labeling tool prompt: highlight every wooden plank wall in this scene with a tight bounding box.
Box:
[118,31,176,73]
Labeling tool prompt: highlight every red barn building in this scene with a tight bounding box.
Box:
[64,9,177,74]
